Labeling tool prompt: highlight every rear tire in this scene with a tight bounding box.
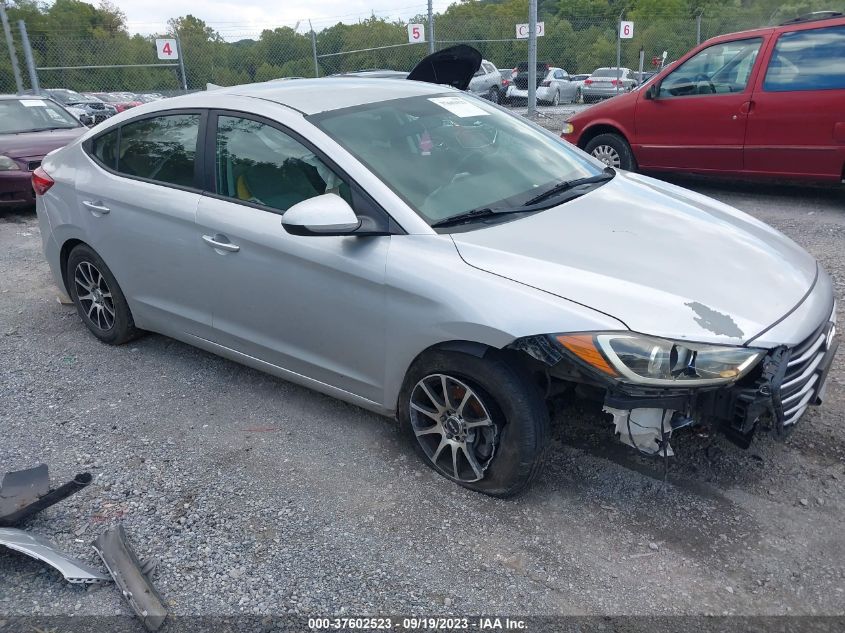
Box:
[398,350,549,498]
[487,87,501,104]
[66,244,140,345]
[584,132,636,171]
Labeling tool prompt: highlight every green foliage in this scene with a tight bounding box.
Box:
[2,0,840,94]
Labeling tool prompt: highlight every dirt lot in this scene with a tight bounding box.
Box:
[0,173,843,625]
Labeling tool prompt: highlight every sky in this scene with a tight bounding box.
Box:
[119,0,455,40]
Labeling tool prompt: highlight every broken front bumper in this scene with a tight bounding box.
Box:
[512,312,838,453]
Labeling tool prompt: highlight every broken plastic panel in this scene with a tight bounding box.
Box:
[0,527,111,584]
[93,524,167,632]
[0,464,92,526]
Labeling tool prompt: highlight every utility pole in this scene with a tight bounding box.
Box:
[427,0,434,54]
[18,20,38,93]
[1,2,24,94]
[309,20,319,78]
[527,0,537,116]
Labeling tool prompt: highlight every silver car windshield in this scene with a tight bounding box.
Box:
[311,94,601,226]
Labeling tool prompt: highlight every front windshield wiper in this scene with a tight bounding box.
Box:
[430,207,537,228]
[14,126,77,134]
[523,168,615,206]
[431,168,616,229]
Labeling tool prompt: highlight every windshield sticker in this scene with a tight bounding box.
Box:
[428,97,489,118]
[20,99,47,107]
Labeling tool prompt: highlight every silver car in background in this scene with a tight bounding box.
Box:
[468,59,506,104]
[33,74,837,497]
[507,65,579,105]
[582,67,638,101]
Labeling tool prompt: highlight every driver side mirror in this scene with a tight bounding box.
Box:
[282,193,362,237]
[644,83,660,100]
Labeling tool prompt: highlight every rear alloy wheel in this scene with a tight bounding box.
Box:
[399,350,549,497]
[487,87,500,104]
[67,244,140,345]
[584,132,636,171]
[575,88,583,103]
[552,90,560,106]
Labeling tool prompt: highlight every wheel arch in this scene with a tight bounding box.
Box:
[577,122,630,151]
[59,238,88,294]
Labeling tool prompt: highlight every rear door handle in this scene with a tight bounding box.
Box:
[202,234,240,252]
[82,200,110,214]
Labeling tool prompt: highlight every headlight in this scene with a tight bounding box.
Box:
[556,332,763,386]
[0,155,20,171]
[561,122,575,135]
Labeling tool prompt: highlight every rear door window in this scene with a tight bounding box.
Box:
[763,25,845,91]
[116,114,200,188]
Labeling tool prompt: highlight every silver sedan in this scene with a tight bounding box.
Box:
[34,77,837,496]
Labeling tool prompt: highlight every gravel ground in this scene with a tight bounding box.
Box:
[0,163,843,625]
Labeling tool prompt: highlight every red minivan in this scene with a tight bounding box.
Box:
[562,12,845,183]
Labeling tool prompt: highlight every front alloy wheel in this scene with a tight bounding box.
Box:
[409,374,498,483]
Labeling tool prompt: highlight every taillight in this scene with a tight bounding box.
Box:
[610,79,619,86]
[540,80,551,87]
[584,78,593,85]
[32,167,54,196]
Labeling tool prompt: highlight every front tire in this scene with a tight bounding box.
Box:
[66,244,140,345]
[398,350,549,497]
[487,87,501,104]
[584,132,636,171]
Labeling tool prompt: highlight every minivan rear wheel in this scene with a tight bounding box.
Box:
[67,244,140,345]
[398,350,549,497]
[584,133,636,171]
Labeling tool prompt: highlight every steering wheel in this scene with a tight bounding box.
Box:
[451,150,484,182]
[693,73,716,94]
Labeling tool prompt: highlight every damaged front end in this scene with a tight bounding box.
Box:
[508,313,838,456]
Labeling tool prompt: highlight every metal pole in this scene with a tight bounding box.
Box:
[18,20,38,94]
[638,47,644,85]
[1,3,24,94]
[427,0,434,54]
[175,35,188,91]
[696,13,702,45]
[616,11,623,94]
[309,20,318,78]
[527,0,537,116]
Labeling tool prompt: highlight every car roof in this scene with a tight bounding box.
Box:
[194,77,453,115]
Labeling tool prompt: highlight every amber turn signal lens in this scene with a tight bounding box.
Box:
[556,334,618,377]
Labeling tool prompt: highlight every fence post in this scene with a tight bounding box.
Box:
[0,2,24,94]
[637,47,644,84]
[18,20,38,94]
[616,11,623,94]
[696,12,702,45]
[175,34,188,91]
[427,0,434,54]
[309,20,319,78]
[527,0,537,116]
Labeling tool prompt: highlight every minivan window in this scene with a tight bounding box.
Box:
[117,114,199,187]
[764,25,845,92]
[659,38,762,97]
[215,115,350,212]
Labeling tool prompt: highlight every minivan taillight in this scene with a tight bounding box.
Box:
[32,167,54,196]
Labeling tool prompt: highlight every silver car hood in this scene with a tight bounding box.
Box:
[450,172,817,346]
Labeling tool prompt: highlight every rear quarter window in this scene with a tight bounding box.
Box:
[764,25,845,92]
[90,129,118,169]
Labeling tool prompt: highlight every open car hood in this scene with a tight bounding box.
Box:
[407,45,482,91]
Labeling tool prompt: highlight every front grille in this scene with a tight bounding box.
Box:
[778,315,835,426]
[27,160,41,171]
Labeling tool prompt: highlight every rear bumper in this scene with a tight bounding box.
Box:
[506,86,555,102]
[0,171,35,208]
[582,87,628,98]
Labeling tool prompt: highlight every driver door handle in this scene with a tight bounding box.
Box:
[202,234,240,252]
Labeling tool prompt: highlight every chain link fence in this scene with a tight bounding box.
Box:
[0,6,820,96]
